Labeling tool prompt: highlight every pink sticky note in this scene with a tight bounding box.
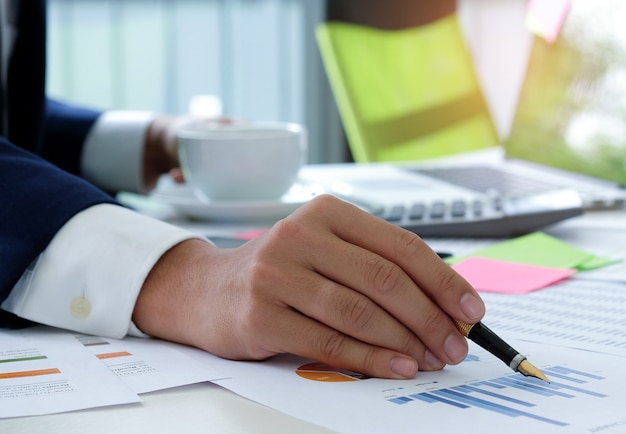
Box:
[451,257,576,294]
[526,0,572,43]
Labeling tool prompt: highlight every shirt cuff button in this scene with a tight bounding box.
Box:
[70,296,91,319]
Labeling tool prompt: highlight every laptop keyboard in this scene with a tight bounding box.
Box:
[407,165,626,211]
[410,166,558,196]
[299,164,587,237]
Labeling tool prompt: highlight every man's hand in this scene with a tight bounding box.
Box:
[142,116,185,191]
[132,195,485,379]
[142,116,239,191]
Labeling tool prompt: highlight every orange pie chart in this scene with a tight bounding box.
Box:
[295,362,370,382]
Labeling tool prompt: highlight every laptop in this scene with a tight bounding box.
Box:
[413,0,626,211]
[302,1,626,237]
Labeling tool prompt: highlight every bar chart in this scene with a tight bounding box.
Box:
[388,365,607,427]
[202,338,626,433]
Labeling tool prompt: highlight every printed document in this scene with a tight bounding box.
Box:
[0,327,139,418]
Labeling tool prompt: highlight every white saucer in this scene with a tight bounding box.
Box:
[150,177,323,222]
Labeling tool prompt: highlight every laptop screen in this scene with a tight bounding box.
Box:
[505,0,626,186]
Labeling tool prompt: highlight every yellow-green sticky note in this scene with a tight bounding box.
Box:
[445,232,617,271]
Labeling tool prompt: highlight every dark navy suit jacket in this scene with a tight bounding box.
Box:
[0,0,116,326]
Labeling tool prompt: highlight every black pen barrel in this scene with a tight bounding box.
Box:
[466,322,520,367]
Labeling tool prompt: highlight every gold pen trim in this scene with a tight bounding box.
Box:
[453,319,550,383]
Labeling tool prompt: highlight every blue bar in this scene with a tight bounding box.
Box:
[514,376,583,399]
[492,377,573,398]
[539,370,587,383]
[434,389,521,417]
[388,396,413,405]
[413,392,469,409]
[410,393,439,404]
[547,366,605,380]
[545,381,608,398]
[474,380,506,390]
[433,389,568,427]
[453,384,535,407]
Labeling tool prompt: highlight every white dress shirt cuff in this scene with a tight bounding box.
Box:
[2,204,204,338]
[81,111,154,194]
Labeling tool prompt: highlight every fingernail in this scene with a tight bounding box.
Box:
[424,350,445,371]
[390,356,418,378]
[460,293,485,321]
[444,332,467,364]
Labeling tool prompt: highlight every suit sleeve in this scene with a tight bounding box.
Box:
[0,138,116,326]
[2,203,202,338]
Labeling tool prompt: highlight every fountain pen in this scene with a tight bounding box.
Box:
[453,319,550,383]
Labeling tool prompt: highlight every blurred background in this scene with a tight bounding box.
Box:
[46,0,531,164]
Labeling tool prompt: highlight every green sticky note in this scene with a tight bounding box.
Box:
[445,232,617,271]
[577,255,619,271]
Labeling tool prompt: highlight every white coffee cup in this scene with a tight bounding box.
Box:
[177,122,307,202]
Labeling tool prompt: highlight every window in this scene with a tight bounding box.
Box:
[46,0,345,163]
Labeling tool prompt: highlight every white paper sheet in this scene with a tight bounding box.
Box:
[481,278,626,356]
[0,327,139,418]
[75,334,224,394]
[199,341,626,434]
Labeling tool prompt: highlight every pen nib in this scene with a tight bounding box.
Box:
[517,359,550,383]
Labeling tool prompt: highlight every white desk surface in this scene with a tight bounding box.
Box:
[0,382,334,434]
[3,182,625,434]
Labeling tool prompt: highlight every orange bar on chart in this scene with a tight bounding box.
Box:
[96,351,132,360]
[0,367,61,379]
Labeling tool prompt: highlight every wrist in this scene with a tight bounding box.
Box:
[132,238,214,345]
